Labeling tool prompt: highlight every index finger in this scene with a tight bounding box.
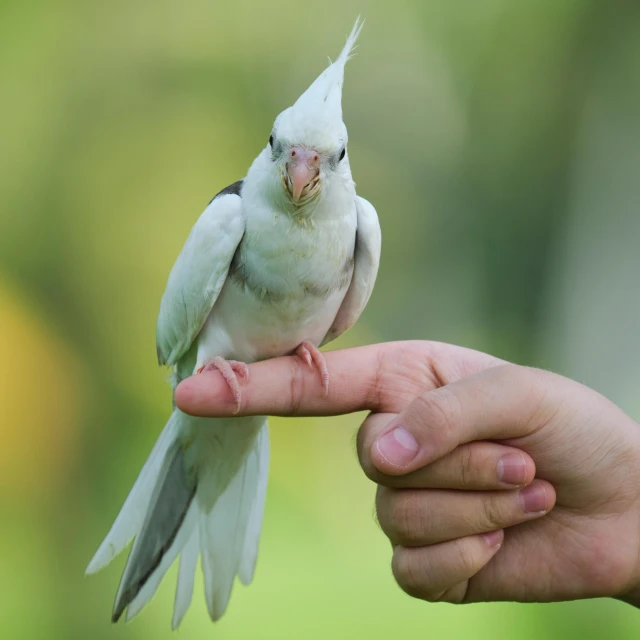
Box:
[175,344,382,417]
[174,341,504,418]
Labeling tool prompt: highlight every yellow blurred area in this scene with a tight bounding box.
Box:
[1,0,640,638]
[0,274,85,501]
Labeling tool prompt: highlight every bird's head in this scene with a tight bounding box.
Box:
[266,18,363,207]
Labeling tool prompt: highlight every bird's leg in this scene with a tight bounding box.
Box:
[295,341,329,396]
[196,357,249,412]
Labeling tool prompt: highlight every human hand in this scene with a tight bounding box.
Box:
[174,341,640,607]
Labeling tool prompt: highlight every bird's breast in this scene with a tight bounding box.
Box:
[228,212,356,308]
[228,246,353,305]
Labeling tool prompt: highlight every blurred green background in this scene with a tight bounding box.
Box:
[2,0,639,638]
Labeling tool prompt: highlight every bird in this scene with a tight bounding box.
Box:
[85,17,381,628]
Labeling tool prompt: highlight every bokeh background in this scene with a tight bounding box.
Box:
[2,0,640,638]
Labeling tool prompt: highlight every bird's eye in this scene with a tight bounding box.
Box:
[269,134,274,147]
[339,147,346,161]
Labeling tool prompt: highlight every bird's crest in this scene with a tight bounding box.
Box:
[293,17,363,119]
[276,18,363,149]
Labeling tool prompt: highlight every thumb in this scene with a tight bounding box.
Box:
[368,364,552,475]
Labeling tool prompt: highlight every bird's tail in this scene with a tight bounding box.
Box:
[86,410,269,628]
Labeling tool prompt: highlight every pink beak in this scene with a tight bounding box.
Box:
[286,146,320,202]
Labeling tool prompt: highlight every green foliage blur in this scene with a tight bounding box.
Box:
[1,0,639,638]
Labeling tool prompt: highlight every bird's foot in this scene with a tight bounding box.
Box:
[196,357,249,412]
[295,341,329,397]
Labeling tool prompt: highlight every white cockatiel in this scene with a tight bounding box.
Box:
[86,18,380,627]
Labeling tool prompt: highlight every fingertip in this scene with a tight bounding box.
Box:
[544,480,557,510]
[496,451,537,488]
[521,453,537,487]
[481,529,504,549]
[540,478,557,511]
[371,425,423,475]
[174,372,235,416]
[518,479,557,515]
[174,377,196,414]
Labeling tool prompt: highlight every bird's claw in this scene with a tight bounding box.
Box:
[296,341,329,396]
[196,357,249,413]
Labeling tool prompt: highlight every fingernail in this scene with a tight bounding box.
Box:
[496,453,528,486]
[375,427,419,467]
[482,530,503,548]
[518,483,548,514]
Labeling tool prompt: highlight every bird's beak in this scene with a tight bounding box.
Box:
[285,146,320,202]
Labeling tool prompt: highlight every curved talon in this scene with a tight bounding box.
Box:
[295,341,330,396]
[230,360,250,382]
[196,357,249,412]
[297,346,314,368]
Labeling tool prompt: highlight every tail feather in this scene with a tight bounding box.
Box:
[112,440,196,622]
[199,450,257,620]
[126,502,197,622]
[199,420,269,621]
[239,423,270,585]
[172,524,200,629]
[86,413,182,575]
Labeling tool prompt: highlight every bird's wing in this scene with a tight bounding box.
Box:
[321,195,381,346]
[156,183,245,367]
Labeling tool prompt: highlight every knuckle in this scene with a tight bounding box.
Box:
[382,490,429,545]
[457,443,497,489]
[392,546,448,602]
[287,359,306,414]
[392,547,428,599]
[365,346,387,413]
[455,539,480,577]
[458,445,475,487]
[395,342,436,382]
[501,364,554,428]
[392,541,482,602]
[478,494,510,529]
[410,388,463,446]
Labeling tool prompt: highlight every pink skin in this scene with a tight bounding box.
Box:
[194,342,329,413]
[287,146,320,202]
